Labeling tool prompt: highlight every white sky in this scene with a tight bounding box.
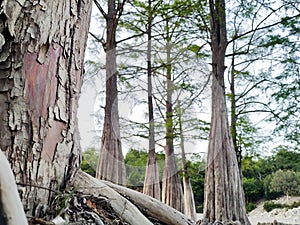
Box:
[77,2,282,156]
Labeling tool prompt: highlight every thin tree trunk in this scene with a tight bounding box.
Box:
[143,0,160,200]
[96,0,126,186]
[229,47,242,175]
[202,0,250,224]
[162,19,184,212]
[178,102,197,221]
[0,0,92,217]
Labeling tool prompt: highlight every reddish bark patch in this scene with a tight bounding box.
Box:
[24,44,62,125]
[41,120,66,161]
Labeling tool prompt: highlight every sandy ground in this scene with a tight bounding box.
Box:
[248,196,300,225]
[197,196,300,225]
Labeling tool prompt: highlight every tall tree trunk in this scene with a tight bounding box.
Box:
[178,102,197,221]
[162,20,184,212]
[229,49,242,175]
[0,0,92,217]
[202,0,250,224]
[96,0,126,186]
[143,0,160,200]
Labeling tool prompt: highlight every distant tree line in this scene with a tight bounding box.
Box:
[82,147,300,213]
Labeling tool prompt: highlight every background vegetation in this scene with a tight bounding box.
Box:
[82,147,300,213]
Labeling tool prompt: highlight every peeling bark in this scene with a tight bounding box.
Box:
[0,0,92,217]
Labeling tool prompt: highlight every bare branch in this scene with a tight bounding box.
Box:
[236,78,269,102]
[89,32,106,51]
[116,0,127,22]
[116,32,146,45]
[228,12,300,45]
[93,0,107,19]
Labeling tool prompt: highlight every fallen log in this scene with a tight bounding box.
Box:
[103,180,195,225]
[0,151,28,225]
[74,170,153,225]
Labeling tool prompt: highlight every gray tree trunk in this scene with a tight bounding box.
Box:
[162,22,184,212]
[202,0,250,224]
[0,0,92,217]
[143,0,160,200]
[96,0,126,186]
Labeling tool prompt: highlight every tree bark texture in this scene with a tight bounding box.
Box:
[203,0,250,224]
[96,0,126,186]
[162,28,184,212]
[143,149,160,200]
[143,0,160,200]
[0,0,92,217]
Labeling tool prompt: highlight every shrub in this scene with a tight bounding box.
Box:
[246,202,256,213]
[270,169,299,197]
[81,148,99,177]
[243,177,264,202]
[289,201,300,209]
[263,201,286,212]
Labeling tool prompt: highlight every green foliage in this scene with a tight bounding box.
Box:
[262,174,282,200]
[273,148,300,171]
[246,202,257,213]
[125,149,165,188]
[263,201,286,212]
[269,169,299,196]
[242,150,300,203]
[242,156,261,178]
[236,116,264,156]
[268,29,300,147]
[243,177,264,203]
[259,35,290,48]
[125,150,205,212]
[81,148,99,177]
[290,201,300,208]
[185,153,206,213]
[263,200,300,212]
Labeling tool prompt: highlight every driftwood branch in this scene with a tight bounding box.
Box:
[103,180,195,225]
[74,170,195,225]
[0,151,28,225]
[74,170,153,225]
